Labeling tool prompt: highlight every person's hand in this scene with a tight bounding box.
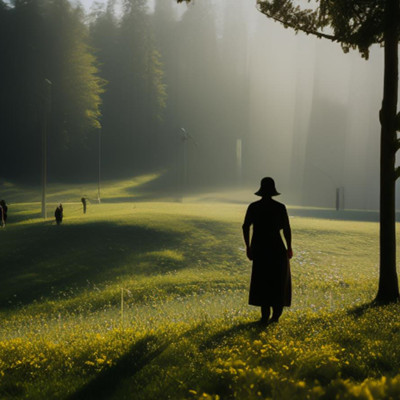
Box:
[246,246,253,261]
[287,247,293,259]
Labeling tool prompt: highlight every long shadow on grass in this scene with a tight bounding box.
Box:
[0,221,186,309]
[6,210,42,223]
[200,321,267,351]
[66,335,169,400]
[66,325,205,400]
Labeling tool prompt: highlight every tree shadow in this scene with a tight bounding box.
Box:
[65,324,206,400]
[0,221,186,310]
[5,209,43,224]
[346,300,383,318]
[0,210,243,311]
[0,214,240,310]
[66,334,169,400]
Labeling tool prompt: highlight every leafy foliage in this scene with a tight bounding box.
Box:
[256,0,387,58]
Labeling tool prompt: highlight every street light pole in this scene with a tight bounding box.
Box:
[98,127,101,203]
[179,127,197,199]
[236,138,242,185]
[42,78,52,219]
[308,160,344,211]
[180,128,188,194]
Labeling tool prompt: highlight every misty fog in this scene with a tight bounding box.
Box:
[2,0,399,210]
[155,0,395,210]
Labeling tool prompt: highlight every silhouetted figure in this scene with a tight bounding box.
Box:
[81,197,87,214]
[55,204,63,225]
[0,205,4,228]
[0,200,7,227]
[242,177,293,324]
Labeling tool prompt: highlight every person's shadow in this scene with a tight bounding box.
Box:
[200,320,271,351]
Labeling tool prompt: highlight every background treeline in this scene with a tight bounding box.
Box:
[0,0,103,181]
[0,0,169,182]
[0,0,386,208]
[0,0,246,188]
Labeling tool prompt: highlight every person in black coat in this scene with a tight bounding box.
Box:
[0,205,4,228]
[242,177,293,324]
[81,197,87,214]
[0,200,7,227]
[55,204,63,225]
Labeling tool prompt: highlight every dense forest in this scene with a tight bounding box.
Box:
[0,0,248,188]
[0,0,165,182]
[0,0,390,208]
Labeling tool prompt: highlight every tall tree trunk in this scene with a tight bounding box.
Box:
[376,0,399,303]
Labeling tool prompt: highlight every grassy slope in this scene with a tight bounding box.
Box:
[0,179,400,399]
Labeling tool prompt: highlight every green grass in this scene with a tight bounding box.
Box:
[0,178,400,399]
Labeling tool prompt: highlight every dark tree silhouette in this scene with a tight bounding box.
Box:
[178,0,400,303]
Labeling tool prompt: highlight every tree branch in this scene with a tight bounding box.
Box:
[256,5,340,42]
[256,0,385,58]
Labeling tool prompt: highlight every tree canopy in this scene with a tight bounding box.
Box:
[256,0,388,58]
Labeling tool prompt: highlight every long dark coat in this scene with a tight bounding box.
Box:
[243,198,291,307]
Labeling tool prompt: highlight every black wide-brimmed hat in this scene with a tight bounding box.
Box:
[255,177,280,197]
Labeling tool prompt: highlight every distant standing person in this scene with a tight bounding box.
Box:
[0,200,7,227]
[55,204,63,225]
[81,197,87,214]
[0,204,4,227]
[242,177,293,324]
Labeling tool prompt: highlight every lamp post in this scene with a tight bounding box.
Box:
[179,127,197,199]
[180,127,188,190]
[98,127,101,203]
[42,78,52,219]
[309,160,344,210]
[236,138,242,185]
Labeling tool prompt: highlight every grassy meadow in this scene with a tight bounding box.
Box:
[1,177,400,399]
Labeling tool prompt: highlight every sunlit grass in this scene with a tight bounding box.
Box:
[0,172,162,205]
[0,179,399,399]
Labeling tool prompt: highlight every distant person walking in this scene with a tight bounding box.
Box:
[0,200,7,227]
[55,204,63,225]
[81,197,87,214]
[242,177,293,324]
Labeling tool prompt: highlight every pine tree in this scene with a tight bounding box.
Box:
[90,0,166,174]
[44,0,104,178]
[0,0,104,181]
